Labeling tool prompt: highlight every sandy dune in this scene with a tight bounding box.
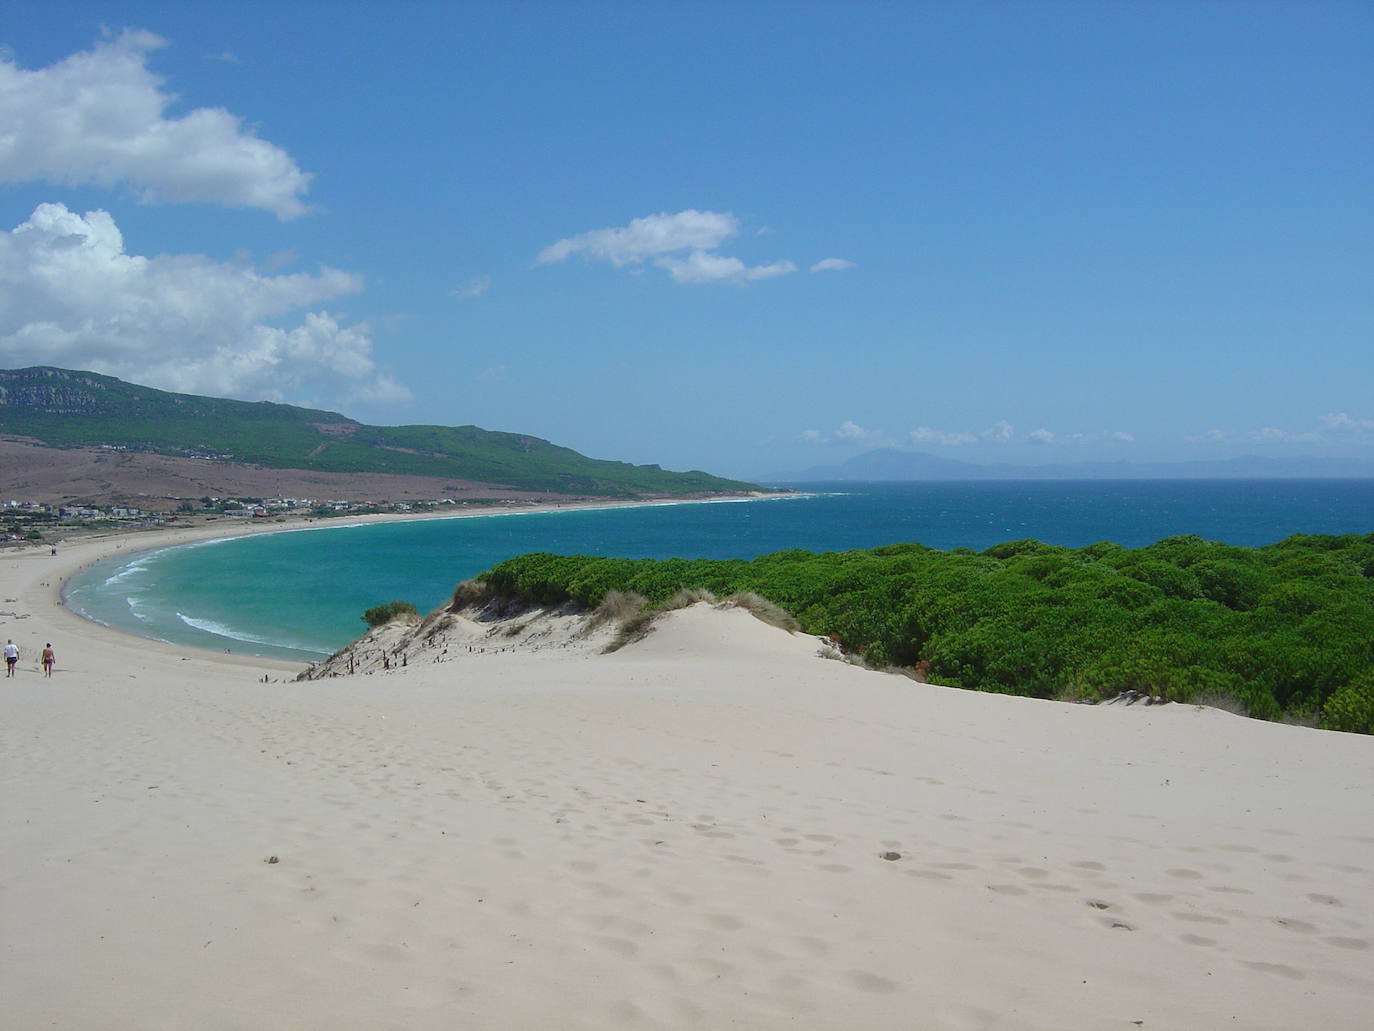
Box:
[2,530,1372,1030]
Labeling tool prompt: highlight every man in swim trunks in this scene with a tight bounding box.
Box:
[4,639,18,676]
[41,643,55,677]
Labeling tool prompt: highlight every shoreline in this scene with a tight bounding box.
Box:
[36,490,795,668]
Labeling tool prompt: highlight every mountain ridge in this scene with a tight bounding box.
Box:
[0,366,760,499]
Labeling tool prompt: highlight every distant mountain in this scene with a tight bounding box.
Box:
[765,447,1374,482]
[0,366,759,498]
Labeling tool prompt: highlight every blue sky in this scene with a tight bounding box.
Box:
[2,1,1370,479]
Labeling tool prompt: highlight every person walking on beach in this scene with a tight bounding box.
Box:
[41,643,55,677]
[4,639,18,677]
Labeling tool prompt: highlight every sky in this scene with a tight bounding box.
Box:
[1,1,1370,480]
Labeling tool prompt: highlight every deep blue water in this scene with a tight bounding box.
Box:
[65,480,1374,661]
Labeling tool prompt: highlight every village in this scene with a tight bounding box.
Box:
[0,496,473,544]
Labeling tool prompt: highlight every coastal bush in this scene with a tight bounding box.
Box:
[1320,674,1374,735]
[361,600,418,627]
[473,532,1374,731]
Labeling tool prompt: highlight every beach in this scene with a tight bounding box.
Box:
[3,525,1373,1030]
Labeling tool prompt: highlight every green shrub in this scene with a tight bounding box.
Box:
[1320,674,1374,735]
[361,600,418,627]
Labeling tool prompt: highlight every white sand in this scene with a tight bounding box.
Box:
[2,530,1372,1030]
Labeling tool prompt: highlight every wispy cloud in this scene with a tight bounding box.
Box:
[1321,412,1374,435]
[910,427,977,446]
[0,30,312,219]
[450,275,492,299]
[656,251,796,285]
[810,257,855,273]
[1028,428,1136,445]
[538,209,798,286]
[1187,415,1363,445]
[805,418,1133,449]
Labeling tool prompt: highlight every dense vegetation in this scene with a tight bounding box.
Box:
[0,366,759,497]
[477,533,1374,733]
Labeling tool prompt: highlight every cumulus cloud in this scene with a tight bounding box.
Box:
[835,420,876,443]
[810,257,855,273]
[801,420,890,446]
[0,203,406,405]
[981,420,1014,443]
[538,209,798,286]
[0,30,312,219]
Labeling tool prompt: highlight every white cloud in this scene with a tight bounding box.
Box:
[1251,427,1320,444]
[538,209,797,286]
[910,426,976,446]
[1190,415,1372,445]
[0,203,406,405]
[810,257,855,273]
[981,420,1014,442]
[1321,412,1374,434]
[1027,427,1134,445]
[655,250,796,285]
[835,419,875,443]
[801,420,887,446]
[450,275,491,299]
[0,30,312,219]
[538,210,737,266]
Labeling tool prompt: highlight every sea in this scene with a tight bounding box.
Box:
[64,480,1374,662]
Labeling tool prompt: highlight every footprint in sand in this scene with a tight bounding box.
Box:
[1180,934,1217,947]
[1273,917,1317,933]
[1323,937,1369,950]
[1171,912,1228,925]
[847,970,902,994]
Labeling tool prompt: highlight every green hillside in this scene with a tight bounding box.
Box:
[0,367,759,497]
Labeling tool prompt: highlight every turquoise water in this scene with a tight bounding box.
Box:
[65,480,1374,661]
